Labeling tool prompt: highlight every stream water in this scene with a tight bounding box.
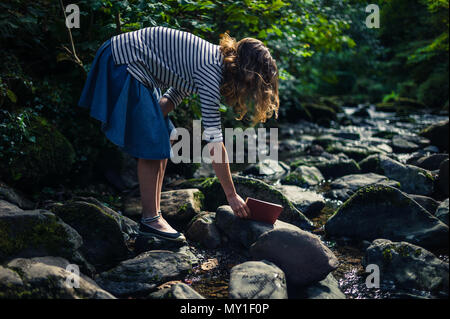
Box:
[168,104,448,299]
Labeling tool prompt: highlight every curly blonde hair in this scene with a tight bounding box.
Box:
[219,33,279,125]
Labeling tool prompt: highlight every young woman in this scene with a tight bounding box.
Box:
[78,26,279,241]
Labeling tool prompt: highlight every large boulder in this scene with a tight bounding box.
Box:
[0,200,90,273]
[51,200,131,270]
[249,228,339,286]
[359,154,435,196]
[324,173,400,201]
[274,185,326,217]
[0,257,115,299]
[215,205,300,249]
[229,260,288,299]
[96,250,193,297]
[185,211,221,249]
[325,185,449,249]
[148,282,205,299]
[364,239,449,294]
[200,176,313,229]
[420,120,449,152]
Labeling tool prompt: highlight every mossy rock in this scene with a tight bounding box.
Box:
[325,185,448,249]
[0,116,75,191]
[359,154,435,196]
[281,165,324,188]
[51,201,130,270]
[364,239,449,294]
[198,176,313,230]
[0,200,89,270]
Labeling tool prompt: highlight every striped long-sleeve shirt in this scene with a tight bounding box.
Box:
[110,26,224,142]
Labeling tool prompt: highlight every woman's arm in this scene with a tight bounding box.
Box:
[208,142,250,218]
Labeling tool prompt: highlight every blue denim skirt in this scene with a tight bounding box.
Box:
[78,39,176,159]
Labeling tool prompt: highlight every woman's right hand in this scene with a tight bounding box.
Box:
[226,192,251,219]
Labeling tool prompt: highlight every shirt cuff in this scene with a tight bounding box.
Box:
[163,87,186,107]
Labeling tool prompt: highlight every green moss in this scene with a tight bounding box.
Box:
[382,247,393,263]
[0,213,73,261]
[281,172,307,187]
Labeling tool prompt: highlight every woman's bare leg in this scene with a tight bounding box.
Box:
[138,158,177,233]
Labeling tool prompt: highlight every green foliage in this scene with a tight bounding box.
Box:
[0,0,448,193]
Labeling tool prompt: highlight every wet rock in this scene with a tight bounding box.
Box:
[359,154,435,196]
[249,228,338,286]
[435,199,449,226]
[134,235,188,254]
[364,239,449,294]
[437,159,449,197]
[148,283,205,299]
[325,185,449,249]
[274,185,326,217]
[71,196,138,239]
[0,257,115,299]
[0,181,34,210]
[185,212,221,249]
[292,274,346,299]
[215,205,300,249]
[200,176,313,229]
[281,165,324,187]
[229,260,288,299]
[96,250,193,297]
[408,195,440,215]
[243,159,290,181]
[51,201,130,270]
[420,120,449,152]
[414,154,449,171]
[391,136,420,153]
[325,173,400,201]
[0,200,90,272]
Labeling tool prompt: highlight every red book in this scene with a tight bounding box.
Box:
[245,197,283,225]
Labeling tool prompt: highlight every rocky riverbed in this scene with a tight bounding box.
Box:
[1,102,448,299]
